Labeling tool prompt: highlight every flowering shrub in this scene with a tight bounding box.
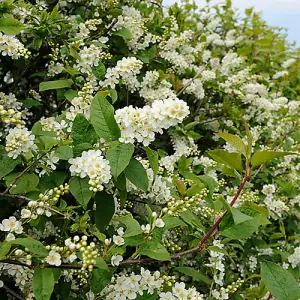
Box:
[0,0,299,299]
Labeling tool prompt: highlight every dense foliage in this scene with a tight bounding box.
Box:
[0,0,299,299]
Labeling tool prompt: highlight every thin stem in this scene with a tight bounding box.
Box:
[3,151,51,194]
[0,193,75,222]
[3,284,25,300]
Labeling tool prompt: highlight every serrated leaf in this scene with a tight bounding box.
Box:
[0,242,11,260]
[92,61,106,80]
[39,79,73,92]
[95,257,109,271]
[56,145,73,160]
[208,149,243,172]
[261,261,300,300]
[138,242,170,261]
[119,215,143,237]
[175,267,211,284]
[69,177,93,209]
[217,132,247,156]
[90,94,120,141]
[11,238,48,257]
[112,27,133,40]
[5,173,39,194]
[144,146,159,178]
[33,267,55,300]
[231,207,253,224]
[94,191,115,231]
[71,114,97,146]
[0,149,21,179]
[124,158,148,192]
[251,151,295,168]
[90,268,112,293]
[107,141,134,179]
[0,17,25,35]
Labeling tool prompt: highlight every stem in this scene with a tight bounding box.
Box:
[3,151,51,194]
[3,284,25,300]
[0,193,75,222]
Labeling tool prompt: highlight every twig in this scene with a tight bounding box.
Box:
[3,284,25,300]
[0,193,76,222]
[3,151,50,194]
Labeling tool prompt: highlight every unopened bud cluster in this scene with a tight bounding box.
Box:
[0,105,24,126]
[162,189,208,216]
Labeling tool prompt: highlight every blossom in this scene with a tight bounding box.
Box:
[69,149,111,191]
[141,224,151,233]
[113,235,125,246]
[111,255,123,266]
[154,218,165,228]
[46,250,61,266]
[0,216,23,234]
[5,128,36,159]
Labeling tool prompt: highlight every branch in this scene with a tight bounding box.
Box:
[0,193,76,222]
[3,284,25,300]
[3,151,50,194]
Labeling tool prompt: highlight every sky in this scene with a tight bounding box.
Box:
[163,0,299,45]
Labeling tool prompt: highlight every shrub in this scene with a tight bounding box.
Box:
[0,0,299,299]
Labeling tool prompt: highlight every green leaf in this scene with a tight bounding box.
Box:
[107,141,134,179]
[11,238,48,257]
[198,175,218,195]
[231,207,253,224]
[251,151,295,168]
[90,94,121,141]
[64,89,78,100]
[69,177,93,209]
[95,257,109,271]
[38,171,68,193]
[208,149,243,172]
[136,291,158,300]
[39,79,73,92]
[180,210,205,231]
[118,215,142,237]
[92,61,106,80]
[33,267,55,300]
[71,114,97,146]
[175,267,211,284]
[124,158,148,192]
[5,173,39,194]
[0,17,25,35]
[112,27,133,40]
[94,191,115,231]
[22,98,41,108]
[56,145,73,160]
[217,132,247,156]
[144,146,159,178]
[0,242,11,260]
[90,268,112,293]
[261,261,300,300]
[73,143,93,157]
[0,149,21,179]
[244,123,253,158]
[138,242,170,261]
[221,215,264,239]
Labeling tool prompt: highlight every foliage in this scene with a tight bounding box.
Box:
[0,0,299,299]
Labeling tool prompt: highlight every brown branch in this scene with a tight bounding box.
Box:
[3,151,50,194]
[0,193,76,222]
[3,284,25,300]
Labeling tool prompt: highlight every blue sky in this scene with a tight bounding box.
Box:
[163,0,299,45]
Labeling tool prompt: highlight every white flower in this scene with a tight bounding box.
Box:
[105,238,111,246]
[141,224,151,233]
[111,255,123,266]
[117,227,124,236]
[21,209,31,219]
[154,218,165,228]
[5,127,36,159]
[6,233,15,241]
[113,235,125,246]
[0,280,3,288]
[1,216,23,233]
[46,250,61,266]
[68,254,77,263]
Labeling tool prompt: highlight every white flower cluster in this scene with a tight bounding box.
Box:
[288,247,300,268]
[47,61,64,76]
[5,127,36,159]
[76,44,103,74]
[182,78,205,100]
[206,240,225,286]
[69,150,112,191]
[102,57,143,91]
[113,6,158,52]
[115,98,190,146]
[0,33,30,59]
[101,268,203,300]
[140,71,176,103]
